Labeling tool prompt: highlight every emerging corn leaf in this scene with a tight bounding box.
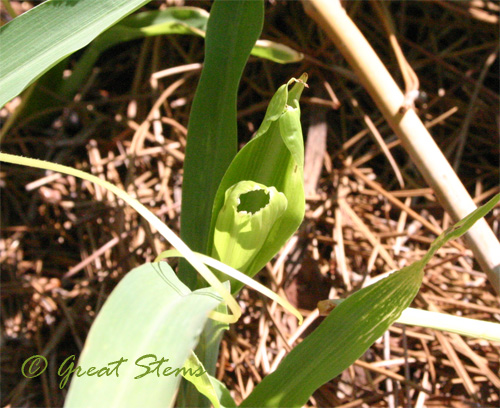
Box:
[207,74,308,293]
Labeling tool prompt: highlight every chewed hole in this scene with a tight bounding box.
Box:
[237,189,270,214]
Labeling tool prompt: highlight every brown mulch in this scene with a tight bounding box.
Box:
[1,1,499,407]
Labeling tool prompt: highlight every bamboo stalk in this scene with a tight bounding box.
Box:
[303,0,500,294]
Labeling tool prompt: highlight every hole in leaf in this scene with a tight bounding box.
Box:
[237,189,270,214]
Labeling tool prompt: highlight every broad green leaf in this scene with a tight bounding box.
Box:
[241,193,500,407]
[207,75,307,294]
[179,0,264,289]
[0,0,153,108]
[64,262,223,408]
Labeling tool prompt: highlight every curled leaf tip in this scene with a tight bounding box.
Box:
[288,72,309,88]
[157,249,303,325]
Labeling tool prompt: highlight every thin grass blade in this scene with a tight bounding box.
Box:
[179,0,264,289]
[241,194,499,407]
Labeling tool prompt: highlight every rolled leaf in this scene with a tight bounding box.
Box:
[207,74,308,293]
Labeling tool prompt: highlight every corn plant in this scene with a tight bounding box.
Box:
[1,1,499,407]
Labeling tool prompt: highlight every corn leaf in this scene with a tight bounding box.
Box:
[179,0,264,289]
[64,262,223,408]
[241,193,499,407]
[59,7,302,101]
[1,7,302,138]
[0,0,153,108]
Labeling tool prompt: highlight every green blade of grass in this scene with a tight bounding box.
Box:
[241,193,499,407]
[320,300,500,342]
[179,0,264,289]
[0,152,241,323]
[0,0,153,108]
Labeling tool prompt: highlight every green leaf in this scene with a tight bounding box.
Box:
[241,261,423,408]
[179,0,264,289]
[252,39,304,64]
[0,0,152,108]
[58,7,211,99]
[60,6,301,99]
[181,352,222,408]
[64,262,223,408]
[1,6,302,138]
[181,351,237,408]
[210,377,237,408]
[207,75,308,293]
[241,193,500,407]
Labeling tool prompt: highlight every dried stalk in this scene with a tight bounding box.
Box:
[303,0,500,294]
